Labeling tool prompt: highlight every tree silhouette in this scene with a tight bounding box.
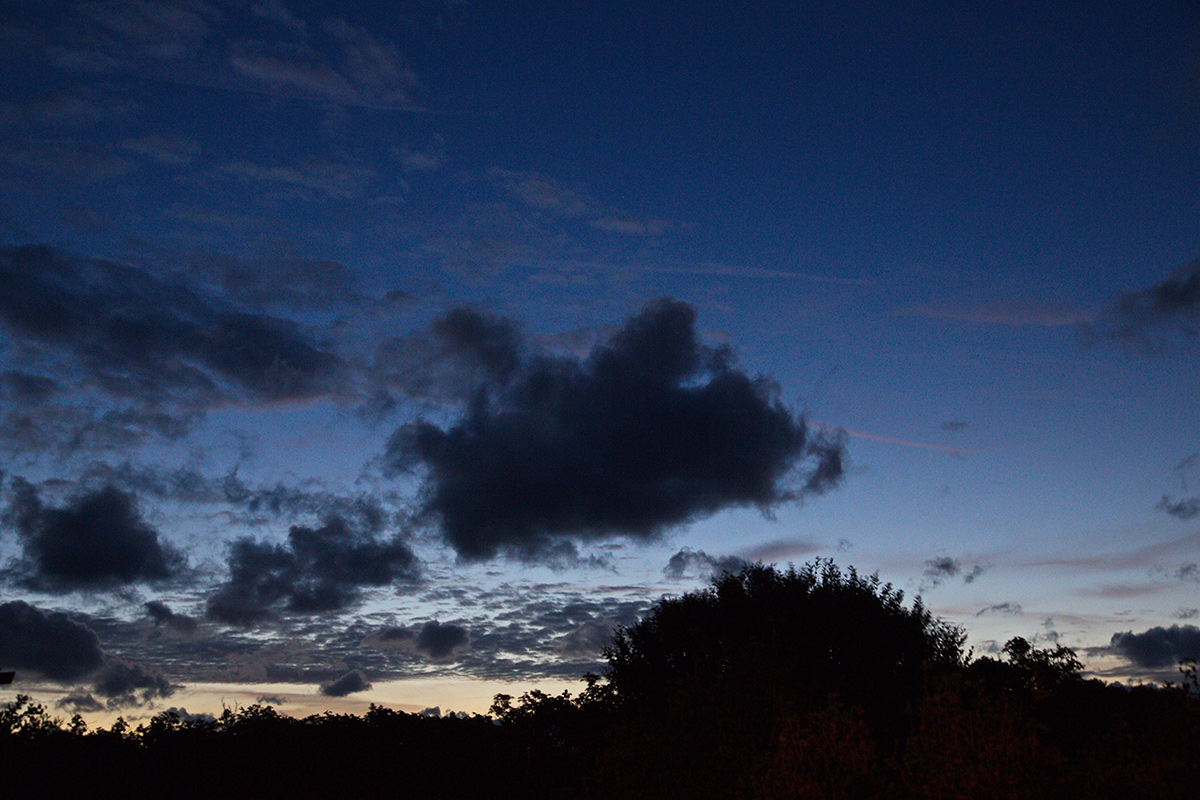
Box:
[604,561,964,718]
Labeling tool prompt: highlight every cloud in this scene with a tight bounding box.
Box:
[80,0,213,60]
[373,306,523,404]
[319,668,371,697]
[57,693,104,713]
[488,168,594,217]
[0,245,349,415]
[1110,624,1200,669]
[77,462,388,533]
[229,18,419,109]
[390,298,846,561]
[144,601,197,634]
[206,255,367,310]
[1158,495,1200,520]
[663,548,750,580]
[739,538,822,562]
[205,517,420,626]
[0,601,104,681]
[1178,563,1199,582]
[940,419,969,433]
[921,557,987,590]
[1084,256,1200,351]
[92,658,177,708]
[976,602,1023,616]
[415,621,469,661]
[0,371,60,404]
[5,481,183,592]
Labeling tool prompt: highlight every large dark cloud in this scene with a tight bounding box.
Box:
[1085,257,1200,351]
[206,516,420,626]
[4,480,183,592]
[1110,624,1200,669]
[390,299,845,561]
[0,601,104,681]
[0,246,349,449]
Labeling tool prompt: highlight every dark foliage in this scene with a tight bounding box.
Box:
[3,563,1197,799]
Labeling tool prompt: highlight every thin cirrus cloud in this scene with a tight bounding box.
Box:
[389,298,846,562]
[896,298,1090,326]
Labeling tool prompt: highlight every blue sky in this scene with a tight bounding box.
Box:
[0,0,1197,720]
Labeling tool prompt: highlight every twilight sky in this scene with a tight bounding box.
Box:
[1,0,1198,721]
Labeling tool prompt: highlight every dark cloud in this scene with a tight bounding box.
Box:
[5,480,183,592]
[940,419,968,433]
[976,602,1023,616]
[207,255,366,310]
[1158,495,1200,520]
[0,600,104,681]
[1177,563,1199,582]
[77,462,388,533]
[556,621,616,659]
[92,658,177,707]
[1110,624,1200,669]
[144,601,198,634]
[373,306,523,404]
[0,245,349,430]
[1085,256,1200,351]
[663,548,750,580]
[320,669,372,697]
[415,621,469,661]
[0,370,60,404]
[390,299,846,561]
[921,557,986,590]
[57,692,104,713]
[206,516,420,626]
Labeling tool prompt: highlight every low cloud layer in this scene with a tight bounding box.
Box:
[0,601,104,681]
[1110,624,1200,669]
[391,299,845,561]
[206,517,420,626]
[5,481,183,592]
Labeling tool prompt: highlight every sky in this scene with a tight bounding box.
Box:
[0,0,1198,723]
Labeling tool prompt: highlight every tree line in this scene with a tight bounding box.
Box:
[3,561,1197,798]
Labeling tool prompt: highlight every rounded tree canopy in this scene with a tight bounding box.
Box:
[603,560,965,716]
